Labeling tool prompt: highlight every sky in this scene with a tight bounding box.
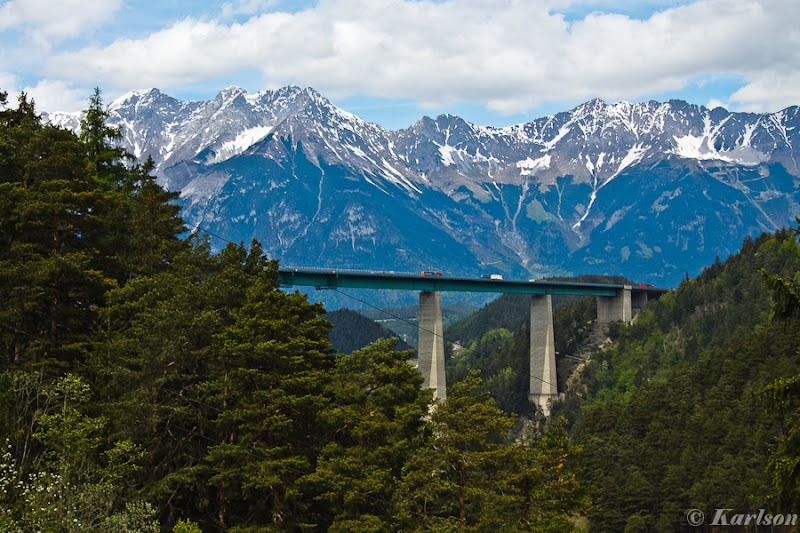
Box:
[1,0,799,130]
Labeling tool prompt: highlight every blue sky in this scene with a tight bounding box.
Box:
[1,0,798,130]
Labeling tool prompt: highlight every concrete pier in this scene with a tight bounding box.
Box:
[529,294,558,415]
[418,291,446,401]
[597,285,633,324]
[631,289,649,318]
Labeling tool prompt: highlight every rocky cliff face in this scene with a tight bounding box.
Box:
[47,87,800,286]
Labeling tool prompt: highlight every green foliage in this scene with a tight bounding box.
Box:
[0,375,156,532]
[172,519,203,533]
[94,239,335,529]
[303,338,430,530]
[761,268,800,323]
[0,89,185,372]
[79,87,132,189]
[758,218,800,508]
[203,244,333,529]
[447,327,535,415]
[514,418,591,532]
[99,155,187,281]
[92,240,591,531]
[559,229,800,531]
[0,87,187,529]
[0,98,110,369]
[394,372,588,531]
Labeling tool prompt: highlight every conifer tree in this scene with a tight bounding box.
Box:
[95,239,333,530]
[0,88,185,369]
[0,86,191,528]
[79,87,131,189]
[394,372,523,530]
[119,156,186,277]
[91,238,222,525]
[77,88,186,281]
[393,372,588,532]
[304,338,431,531]
[203,241,333,529]
[0,93,109,369]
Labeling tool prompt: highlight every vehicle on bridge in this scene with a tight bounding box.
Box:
[421,271,443,276]
[482,274,504,280]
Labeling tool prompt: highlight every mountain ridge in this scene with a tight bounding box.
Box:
[45,87,800,287]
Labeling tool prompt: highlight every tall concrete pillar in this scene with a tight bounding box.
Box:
[418,291,446,401]
[597,285,633,324]
[631,290,649,319]
[530,294,558,416]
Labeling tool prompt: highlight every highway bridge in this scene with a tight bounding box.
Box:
[279,268,668,415]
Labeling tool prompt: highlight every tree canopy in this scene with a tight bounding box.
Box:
[0,89,590,532]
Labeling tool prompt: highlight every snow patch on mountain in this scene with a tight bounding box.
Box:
[672,133,768,165]
[613,144,649,179]
[517,155,551,175]
[543,125,571,151]
[217,126,273,161]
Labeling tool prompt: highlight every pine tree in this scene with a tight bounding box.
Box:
[303,338,431,531]
[0,87,190,529]
[92,238,222,526]
[513,419,590,532]
[393,371,521,530]
[203,241,333,529]
[119,156,186,277]
[95,240,334,530]
[79,87,131,189]
[0,94,110,369]
[77,88,186,281]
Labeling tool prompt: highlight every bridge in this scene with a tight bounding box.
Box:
[278,268,668,415]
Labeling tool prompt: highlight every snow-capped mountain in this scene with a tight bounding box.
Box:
[46,87,800,287]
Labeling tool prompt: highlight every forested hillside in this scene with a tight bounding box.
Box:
[0,90,588,532]
[561,230,800,531]
[326,308,412,354]
[444,226,800,531]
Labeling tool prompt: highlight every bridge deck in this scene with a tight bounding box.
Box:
[278,268,668,296]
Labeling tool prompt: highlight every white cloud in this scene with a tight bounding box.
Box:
[0,73,19,98]
[42,0,800,115]
[730,72,800,113]
[24,79,89,113]
[706,98,727,110]
[0,0,123,45]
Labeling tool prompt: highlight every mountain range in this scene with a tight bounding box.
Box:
[47,86,800,287]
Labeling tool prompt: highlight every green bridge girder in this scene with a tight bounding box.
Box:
[277,268,668,297]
